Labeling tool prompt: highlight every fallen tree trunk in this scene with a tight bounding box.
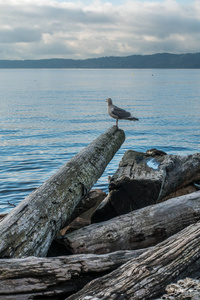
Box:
[92,150,200,222]
[0,126,125,258]
[66,221,200,300]
[61,190,200,254]
[0,249,148,300]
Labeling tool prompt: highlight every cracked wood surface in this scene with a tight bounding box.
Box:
[0,126,125,258]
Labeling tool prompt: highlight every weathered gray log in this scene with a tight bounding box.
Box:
[0,249,147,300]
[62,190,200,254]
[66,221,200,300]
[0,126,125,258]
[92,150,200,222]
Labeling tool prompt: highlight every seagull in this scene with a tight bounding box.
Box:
[106,98,139,127]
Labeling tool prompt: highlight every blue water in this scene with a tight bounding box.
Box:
[0,69,200,213]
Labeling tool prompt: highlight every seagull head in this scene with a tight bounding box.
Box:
[106,98,113,105]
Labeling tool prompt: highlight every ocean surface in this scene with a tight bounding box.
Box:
[0,69,200,213]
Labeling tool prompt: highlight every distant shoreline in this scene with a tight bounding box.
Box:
[1,52,200,69]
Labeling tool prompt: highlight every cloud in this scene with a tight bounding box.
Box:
[0,0,199,60]
[0,28,41,43]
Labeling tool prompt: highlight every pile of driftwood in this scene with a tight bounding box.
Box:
[0,126,200,300]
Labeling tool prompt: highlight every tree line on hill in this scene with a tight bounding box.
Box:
[0,52,200,68]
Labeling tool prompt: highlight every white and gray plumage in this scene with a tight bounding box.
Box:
[106,98,139,127]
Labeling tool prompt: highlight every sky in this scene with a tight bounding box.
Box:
[0,0,199,60]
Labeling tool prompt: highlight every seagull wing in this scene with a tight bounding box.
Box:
[112,105,131,119]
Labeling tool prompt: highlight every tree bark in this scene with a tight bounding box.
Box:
[0,126,125,258]
[62,191,200,254]
[92,150,200,222]
[0,249,147,300]
[66,221,200,300]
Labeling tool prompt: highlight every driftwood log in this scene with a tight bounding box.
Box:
[66,221,200,300]
[0,126,125,258]
[92,149,200,222]
[0,249,148,300]
[61,190,200,254]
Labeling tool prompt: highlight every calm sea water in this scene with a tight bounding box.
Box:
[0,69,200,213]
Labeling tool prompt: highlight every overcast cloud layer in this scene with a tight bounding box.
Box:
[0,0,200,60]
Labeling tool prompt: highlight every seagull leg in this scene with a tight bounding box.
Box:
[116,119,118,127]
